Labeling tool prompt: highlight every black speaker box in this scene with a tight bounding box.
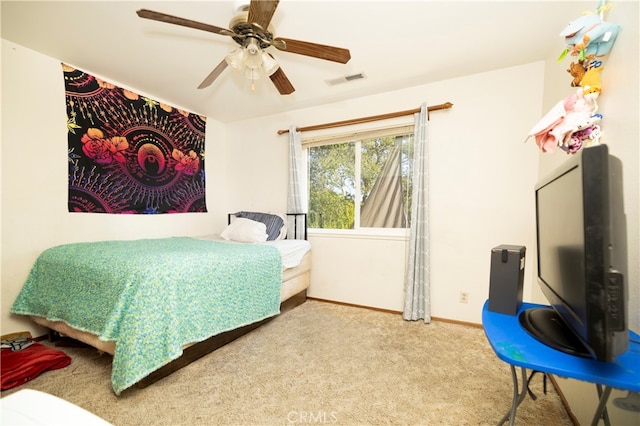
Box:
[488,245,526,315]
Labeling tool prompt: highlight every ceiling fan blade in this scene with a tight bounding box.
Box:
[270,67,295,95]
[136,9,233,36]
[197,60,228,89]
[247,0,279,30]
[274,38,351,64]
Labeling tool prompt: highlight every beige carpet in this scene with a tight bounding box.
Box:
[1,300,572,425]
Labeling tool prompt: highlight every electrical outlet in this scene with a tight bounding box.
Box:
[459,292,469,304]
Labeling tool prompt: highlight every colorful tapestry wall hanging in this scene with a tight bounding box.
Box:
[64,64,207,214]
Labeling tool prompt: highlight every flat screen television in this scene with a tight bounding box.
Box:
[520,144,628,362]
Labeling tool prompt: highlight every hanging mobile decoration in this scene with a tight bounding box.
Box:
[526,0,621,155]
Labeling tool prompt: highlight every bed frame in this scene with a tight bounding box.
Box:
[44,213,310,391]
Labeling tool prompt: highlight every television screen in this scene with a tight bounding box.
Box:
[520,144,628,362]
[537,164,589,336]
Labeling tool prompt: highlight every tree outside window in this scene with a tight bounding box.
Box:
[308,131,414,230]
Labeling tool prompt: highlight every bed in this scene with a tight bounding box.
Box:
[10,212,310,395]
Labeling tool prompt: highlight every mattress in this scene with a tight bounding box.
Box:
[195,235,311,269]
[194,235,312,300]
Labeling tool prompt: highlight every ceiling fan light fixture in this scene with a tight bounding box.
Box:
[243,38,263,69]
[227,37,279,87]
[261,52,279,76]
[244,67,262,81]
[225,48,245,71]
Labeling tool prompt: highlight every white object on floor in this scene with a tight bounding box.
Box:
[1,389,112,425]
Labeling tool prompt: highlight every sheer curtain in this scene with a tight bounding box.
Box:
[287,126,308,236]
[403,103,430,323]
[360,141,406,228]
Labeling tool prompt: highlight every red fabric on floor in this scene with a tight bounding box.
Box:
[1,341,71,390]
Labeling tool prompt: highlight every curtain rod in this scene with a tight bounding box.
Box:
[277,101,453,135]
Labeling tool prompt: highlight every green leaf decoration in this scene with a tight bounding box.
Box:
[557,48,569,62]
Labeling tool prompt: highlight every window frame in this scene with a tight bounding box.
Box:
[303,123,415,237]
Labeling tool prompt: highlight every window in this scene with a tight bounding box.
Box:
[305,125,415,230]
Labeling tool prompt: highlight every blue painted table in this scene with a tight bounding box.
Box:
[482,300,640,426]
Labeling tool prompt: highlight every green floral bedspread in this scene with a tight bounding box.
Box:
[11,237,282,395]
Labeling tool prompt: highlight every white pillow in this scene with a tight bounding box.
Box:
[233,211,287,241]
[220,218,268,243]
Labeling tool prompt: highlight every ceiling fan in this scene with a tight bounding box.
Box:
[136,0,351,95]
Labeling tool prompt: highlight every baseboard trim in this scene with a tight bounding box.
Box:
[306,297,482,328]
[431,316,483,329]
[307,297,401,315]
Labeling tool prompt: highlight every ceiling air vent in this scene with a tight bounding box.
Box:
[325,72,366,86]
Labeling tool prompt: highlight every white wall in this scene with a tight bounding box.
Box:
[1,40,231,336]
[535,2,639,424]
[224,62,544,323]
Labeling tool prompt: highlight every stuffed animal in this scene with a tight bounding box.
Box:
[581,67,604,97]
[580,66,604,113]
[559,13,621,61]
[567,61,587,87]
[561,124,602,154]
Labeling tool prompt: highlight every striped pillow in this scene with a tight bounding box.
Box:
[234,211,286,241]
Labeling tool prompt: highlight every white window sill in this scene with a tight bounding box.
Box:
[308,228,410,241]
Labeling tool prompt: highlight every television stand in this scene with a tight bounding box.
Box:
[519,307,591,358]
[482,300,639,426]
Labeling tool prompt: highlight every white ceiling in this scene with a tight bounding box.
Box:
[2,1,592,122]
